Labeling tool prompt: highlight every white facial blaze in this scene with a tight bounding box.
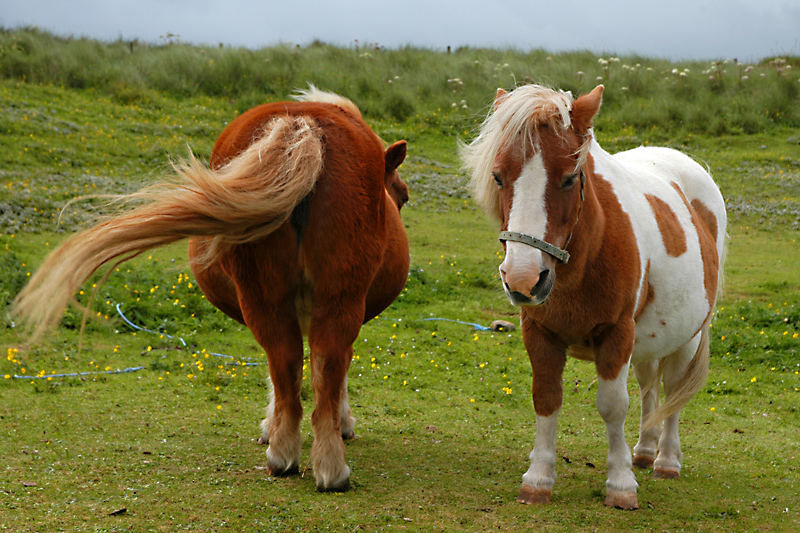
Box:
[500,152,548,279]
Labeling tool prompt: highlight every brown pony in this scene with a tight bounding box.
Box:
[463,85,726,509]
[13,88,410,492]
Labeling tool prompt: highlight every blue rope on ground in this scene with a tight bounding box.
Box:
[115,303,264,365]
[6,304,264,382]
[423,317,491,331]
[115,303,187,346]
[205,354,262,366]
[13,366,145,380]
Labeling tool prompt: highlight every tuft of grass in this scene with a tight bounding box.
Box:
[2,27,800,138]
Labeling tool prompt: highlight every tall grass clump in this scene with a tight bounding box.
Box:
[2,27,799,136]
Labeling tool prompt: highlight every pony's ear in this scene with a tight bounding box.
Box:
[385,140,407,174]
[493,88,509,110]
[571,85,604,132]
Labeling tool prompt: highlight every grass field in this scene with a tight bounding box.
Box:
[1,33,799,531]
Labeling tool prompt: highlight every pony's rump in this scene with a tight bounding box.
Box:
[12,114,324,339]
[292,84,362,119]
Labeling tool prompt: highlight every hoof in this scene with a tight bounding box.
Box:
[632,454,655,469]
[266,446,299,477]
[604,491,639,510]
[316,477,350,493]
[517,485,551,504]
[266,463,299,477]
[654,468,680,479]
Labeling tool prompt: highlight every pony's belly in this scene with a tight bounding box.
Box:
[631,307,705,362]
[631,239,713,362]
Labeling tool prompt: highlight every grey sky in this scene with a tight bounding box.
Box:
[2,0,798,62]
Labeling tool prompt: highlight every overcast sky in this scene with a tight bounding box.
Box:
[2,0,799,62]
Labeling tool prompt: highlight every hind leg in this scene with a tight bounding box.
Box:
[243,310,303,475]
[262,333,304,475]
[307,301,363,491]
[632,360,660,469]
[226,244,304,475]
[241,310,303,474]
[257,384,277,445]
[258,367,354,444]
[653,333,701,479]
[340,376,356,440]
[258,391,272,445]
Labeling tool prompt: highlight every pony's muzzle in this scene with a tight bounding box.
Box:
[500,265,553,306]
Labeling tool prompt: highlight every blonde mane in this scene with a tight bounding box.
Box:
[292,84,362,119]
[461,84,586,221]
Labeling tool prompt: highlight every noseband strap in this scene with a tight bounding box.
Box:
[497,169,587,264]
[498,231,570,264]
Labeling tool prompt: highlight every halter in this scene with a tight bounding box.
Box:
[498,170,585,264]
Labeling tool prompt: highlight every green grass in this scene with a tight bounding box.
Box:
[0,38,799,531]
[2,27,800,136]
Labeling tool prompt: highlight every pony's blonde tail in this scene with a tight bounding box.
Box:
[642,324,711,431]
[12,115,324,340]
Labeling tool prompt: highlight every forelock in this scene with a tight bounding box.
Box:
[461,85,576,220]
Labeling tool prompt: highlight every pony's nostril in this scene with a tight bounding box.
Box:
[509,290,532,304]
[531,269,550,296]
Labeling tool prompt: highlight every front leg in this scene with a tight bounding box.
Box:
[518,314,567,504]
[595,320,639,510]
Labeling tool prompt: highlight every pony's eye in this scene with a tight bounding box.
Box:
[492,171,503,189]
[562,173,578,189]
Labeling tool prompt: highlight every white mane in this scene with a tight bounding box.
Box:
[292,84,362,119]
[460,84,581,221]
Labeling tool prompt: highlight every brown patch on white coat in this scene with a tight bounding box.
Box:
[673,184,720,322]
[646,194,687,257]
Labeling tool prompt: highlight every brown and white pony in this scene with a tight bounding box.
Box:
[462,84,726,509]
[13,87,410,492]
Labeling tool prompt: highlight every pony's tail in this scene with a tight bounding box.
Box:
[642,324,711,431]
[642,215,725,431]
[12,115,323,341]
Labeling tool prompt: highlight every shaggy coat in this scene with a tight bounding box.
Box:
[14,89,410,492]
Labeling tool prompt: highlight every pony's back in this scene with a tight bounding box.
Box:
[613,145,727,269]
